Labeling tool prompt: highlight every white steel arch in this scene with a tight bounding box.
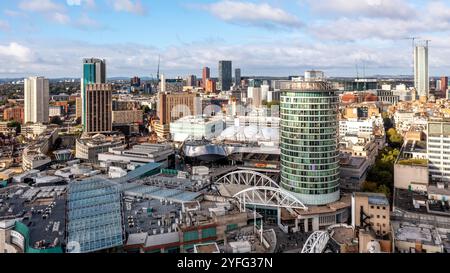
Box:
[216,170,279,188]
[301,231,330,253]
[233,186,308,211]
[301,224,354,253]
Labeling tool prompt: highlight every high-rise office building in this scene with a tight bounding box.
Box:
[155,92,200,139]
[202,67,210,88]
[280,76,340,205]
[160,74,166,92]
[205,79,217,94]
[235,68,241,87]
[186,75,197,87]
[131,76,141,87]
[440,76,448,98]
[24,77,49,124]
[82,58,106,130]
[157,92,199,125]
[414,44,429,99]
[305,70,325,81]
[85,83,112,133]
[428,119,450,183]
[218,61,232,91]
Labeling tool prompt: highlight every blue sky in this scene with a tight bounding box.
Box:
[0,0,449,78]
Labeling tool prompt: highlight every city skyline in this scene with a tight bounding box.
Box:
[0,0,449,78]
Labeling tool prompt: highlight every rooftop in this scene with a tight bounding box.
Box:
[194,242,220,253]
[123,197,182,235]
[67,177,124,253]
[0,185,67,251]
[354,192,389,206]
[394,222,442,246]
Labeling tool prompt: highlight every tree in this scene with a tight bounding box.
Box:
[362,181,378,192]
[376,185,391,198]
[142,105,151,114]
[7,121,21,133]
[50,116,63,126]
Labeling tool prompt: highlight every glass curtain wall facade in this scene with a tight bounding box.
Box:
[82,58,106,131]
[219,61,232,91]
[280,81,340,205]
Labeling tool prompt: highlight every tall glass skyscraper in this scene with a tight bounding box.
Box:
[81,58,106,130]
[235,68,241,86]
[280,79,340,205]
[218,60,232,91]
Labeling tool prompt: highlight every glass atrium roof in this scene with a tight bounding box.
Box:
[67,177,124,253]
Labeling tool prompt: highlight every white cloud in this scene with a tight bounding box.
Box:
[74,14,105,30]
[202,1,303,29]
[305,0,450,41]
[66,0,96,8]
[19,0,62,13]
[19,0,71,24]
[0,21,10,32]
[0,42,33,62]
[5,37,450,78]
[4,9,25,17]
[304,0,416,19]
[108,0,147,15]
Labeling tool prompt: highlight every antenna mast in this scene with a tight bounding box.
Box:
[157,55,161,82]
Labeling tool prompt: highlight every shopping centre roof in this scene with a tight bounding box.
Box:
[67,177,124,253]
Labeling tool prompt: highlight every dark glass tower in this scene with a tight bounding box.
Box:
[219,60,232,91]
[81,58,106,130]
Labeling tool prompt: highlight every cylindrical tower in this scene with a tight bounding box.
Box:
[280,80,340,205]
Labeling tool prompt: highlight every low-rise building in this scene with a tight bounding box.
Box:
[22,128,59,171]
[112,110,143,125]
[75,134,126,163]
[339,154,370,191]
[170,116,225,142]
[352,192,391,237]
[393,222,443,253]
[3,106,24,124]
[98,143,174,169]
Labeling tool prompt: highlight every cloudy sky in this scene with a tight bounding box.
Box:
[0,0,449,78]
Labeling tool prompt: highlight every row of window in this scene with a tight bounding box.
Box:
[281,156,339,165]
[282,139,337,146]
[282,146,337,155]
[429,145,450,149]
[280,103,337,110]
[281,120,337,128]
[280,113,337,121]
[281,97,337,103]
[282,162,339,171]
[281,92,336,98]
[282,132,337,140]
[281,183,339,195]
[282,168,340,178]
[281,150,338,159]
[281,174,340,184]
